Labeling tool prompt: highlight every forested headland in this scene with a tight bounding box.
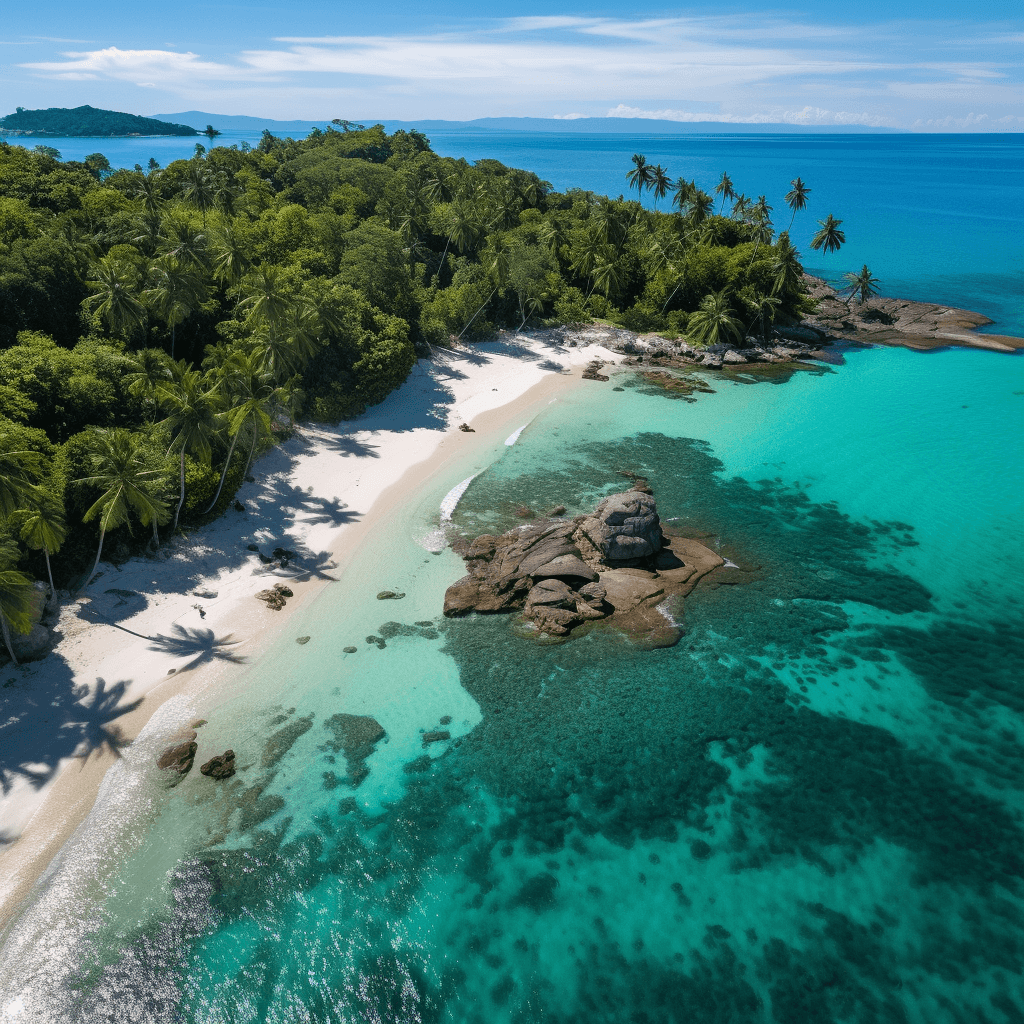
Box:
[0,123,830,646]
[0,105,199,138]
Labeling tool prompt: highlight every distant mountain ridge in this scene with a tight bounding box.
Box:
[152,111,908,136]
[1,105,198,137]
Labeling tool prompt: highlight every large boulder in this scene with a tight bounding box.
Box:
[573,491,663,564]
[9,623,53,662]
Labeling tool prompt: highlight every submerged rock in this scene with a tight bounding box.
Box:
[200,750,236,780]
[322,713,386,786]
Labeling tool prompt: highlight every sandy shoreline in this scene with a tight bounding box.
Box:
[0,335,616,930]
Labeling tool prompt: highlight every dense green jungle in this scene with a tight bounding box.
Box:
[0,124,831,652]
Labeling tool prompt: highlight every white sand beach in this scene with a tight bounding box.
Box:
[0,334,619,928]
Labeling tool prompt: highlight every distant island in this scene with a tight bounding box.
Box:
[0,105,199,137]
[151,110,909,136]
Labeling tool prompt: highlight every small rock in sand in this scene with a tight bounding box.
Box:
[296,636,310,645]
[343,646,358,653]
[423,730,451,746]
[376,591,406,600]
[458,423,475,432]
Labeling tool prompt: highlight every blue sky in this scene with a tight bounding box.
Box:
[2,1,1021,130]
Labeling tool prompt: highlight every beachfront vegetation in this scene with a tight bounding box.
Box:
[0,125,826,603]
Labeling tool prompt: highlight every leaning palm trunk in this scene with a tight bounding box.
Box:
[458,288,497,341]
[1,614,17,666]
[172,450,186,533]
[202,428,242,514]
[242,418,260,480]
[80,527,107,595]
[43,548,56,601]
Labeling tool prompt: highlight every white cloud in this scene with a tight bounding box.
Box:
[16,15,1023,131]
[23,46,278,83]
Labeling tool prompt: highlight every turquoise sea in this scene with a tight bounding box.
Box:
[9,129,1024,336]
[2,342,1023,1022]
[2,130,1023,1022]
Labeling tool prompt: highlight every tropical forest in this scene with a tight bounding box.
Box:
[0,124,836,653]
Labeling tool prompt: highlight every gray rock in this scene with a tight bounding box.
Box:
[530,554,599,582]
[376,591,406,600]
[723,350,747,364]
[10,624,52,662]
[573,491,663,564]
[193,588,218,600]
[423,730,451,745]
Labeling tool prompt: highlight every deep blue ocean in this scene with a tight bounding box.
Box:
[1,130,1023,1023]
[10,129,1023,335]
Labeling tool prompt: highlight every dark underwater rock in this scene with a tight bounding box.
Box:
[322,713,386,786]
[200,750,236,779]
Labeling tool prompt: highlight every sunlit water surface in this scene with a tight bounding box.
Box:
[2,345,1023,1023]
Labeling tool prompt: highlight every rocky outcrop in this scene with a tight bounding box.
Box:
[157,729,198,778]
[443,492,723,645]
[322,713,386,786]
[801,274,1024,353]
[574,491,663,563]
[255,582,293,610]
[200,750,236,779]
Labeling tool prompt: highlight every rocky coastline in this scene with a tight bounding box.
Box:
[444,490,724,648]
[494,274,1022,375]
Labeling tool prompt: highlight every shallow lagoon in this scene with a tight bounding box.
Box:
[3,344,1023,1022]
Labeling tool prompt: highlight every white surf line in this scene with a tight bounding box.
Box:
[440,473,481,524]
[504,424,528,446]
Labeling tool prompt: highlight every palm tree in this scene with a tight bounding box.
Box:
[20,500,66,600]
[0,444,44,516]
[238,265,293,327]
[0,540,35,666]
[626,154,654,201]
[570,230,606,283]
[784,177,811,231]
[84,257,146,338]
[459,240,510,340]
[731,194,752,223]
[158,368,224,533]
[125,348,175,412]
[810,214,846,255]
[144,257,204,359]
[591,260,623,300]
[843,265,880,304]
[747,198,775,267]
[133,174,164,217]
[161,216,210,274]
[211,222,251,293]
[686,189,714,228]
[672,178,694,215]
[770,231,804,297]
[650,165,673,211]
[76,429,170,593]
[714,172,736,214]
[203,350,290,511]
[687,290,743,348]
[181,163,217,227]
[745,292,781,340]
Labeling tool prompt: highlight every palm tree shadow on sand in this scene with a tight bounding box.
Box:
[146,624,247,671]
[68,677,144,764]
